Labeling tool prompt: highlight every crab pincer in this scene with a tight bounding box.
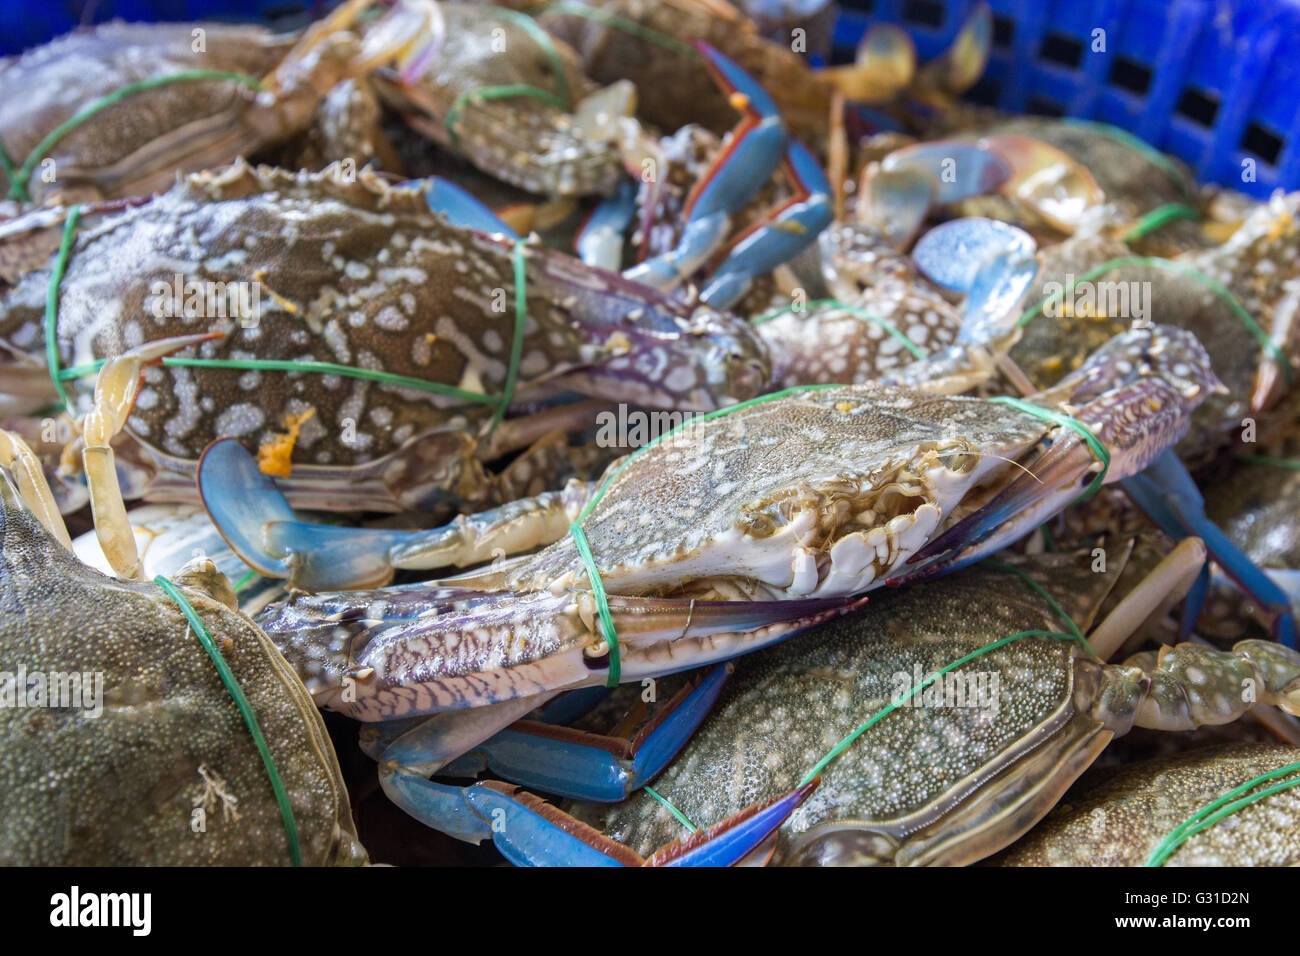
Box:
[608,42,832,308]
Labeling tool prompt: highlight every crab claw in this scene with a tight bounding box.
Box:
[380,771,817,866]
[698,140,833,309]
[622,42,790,299]
[418,177,519,237]
[912,217,1039,345]
[440,664,731,802]
[914,1,993,97]
[684,41,787,222]
[199,437,412,588]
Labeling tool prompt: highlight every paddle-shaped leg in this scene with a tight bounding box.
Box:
[379,764,817,866]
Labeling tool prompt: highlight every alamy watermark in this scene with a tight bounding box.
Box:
[1041,274,1151,323]
[890,664,1000,717]
[148,274,262,327]
[595,404,707,449]
[0,666,103,717]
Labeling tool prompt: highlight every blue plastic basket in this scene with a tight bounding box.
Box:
[834,0,1300,198]
[2,0,1297,198]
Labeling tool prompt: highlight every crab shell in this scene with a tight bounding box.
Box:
[1008,194,1300,462]
[0,22,301,204]
[991,742,1300,866]
[537,0,835,145]
[574,552,1300,865]
[372,2,624,198]
[0,477,363,864]
[0,162,766,472]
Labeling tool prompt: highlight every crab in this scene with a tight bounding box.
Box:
[532,0,994,147]
[369,1,633,199]
[566,546,1300,865]
[0,0,436,206]
[0,159,770,578]
[991,741,1300,866]
[184,325,1290,858]
[571,40,833,311]
[0,467,365,865]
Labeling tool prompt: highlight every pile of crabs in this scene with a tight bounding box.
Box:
[1,0,1298,867]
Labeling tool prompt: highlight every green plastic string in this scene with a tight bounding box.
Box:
[1121,203,1200,241]
[48,226,531,436]
[988,395,1111,502]
[644,785,698,831]
[798,628,1082,788]
[1060,119,1195,199]
[982,559,1085,641]
[445,84,569,149]
[569,383,840,687]
[1014,255,1293,387]
[0,141,21,202]
[6,70,263,203]
[495,7,572,110]
[44,204,81,408]
[153,575,301,866]
[1145,760,1300,866]
[489,239,530,433]
[1235,454,1300,470]
[751,298,929,361]
[232,569,260,593]
[541,1,699,57]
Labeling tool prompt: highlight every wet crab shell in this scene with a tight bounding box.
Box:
[0,479,364,865]
[0,161,767,471]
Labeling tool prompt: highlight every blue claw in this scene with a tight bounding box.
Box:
[623,211,731,291]
[380,771,496,846]
[911,217,1038,346]
[576,178,638,270]
[447,665,730,802]
[656,780,820,867]
[912,217,1035,294]
[1120,449,1298,649]
[382,742,819,866]
[198,438,298,579]
[961,248,1039,343]
[881,140,1011,205]
[198,438,407,589]
[683,42,787,223]
[699,141,833,309]
[416,177,519,238]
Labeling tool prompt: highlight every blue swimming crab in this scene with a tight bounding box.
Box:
[0,470,365,865]
[992,741,1300,866]
[0,158,769,579]
[181,324,1290,860]
[570,547,1300,865]
[0,0,436,205]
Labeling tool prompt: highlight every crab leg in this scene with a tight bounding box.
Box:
[619,43,830,308]
[902,329,1218,579]
[438,664,730,802]
[1121,449,1299,649]
[200,436,595,588]
[380,770,817,866]
[74,333,219,579]
[0,429,71,549]
[698,141,833,310]
[418,176,519,237]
